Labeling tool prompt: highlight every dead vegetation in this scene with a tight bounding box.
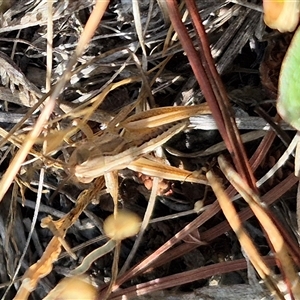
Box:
[0,0,299,299]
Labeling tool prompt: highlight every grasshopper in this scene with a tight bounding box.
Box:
[65,104,212,299]
[69,103,211,185]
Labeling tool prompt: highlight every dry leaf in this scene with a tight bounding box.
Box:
[263,0,300,32]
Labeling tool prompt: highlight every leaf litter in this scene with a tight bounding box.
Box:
[0,1,298,299]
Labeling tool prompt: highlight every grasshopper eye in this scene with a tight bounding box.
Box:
[69,147,91,166]
[75,147,91,165]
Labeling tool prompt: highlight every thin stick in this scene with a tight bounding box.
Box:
[46,0,53,92]
[119,177,160,275]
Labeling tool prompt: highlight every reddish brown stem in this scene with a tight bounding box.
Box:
[112,173,297,293]
[165,0,257,191]
[185,0,257,190]
[109,257,276,299]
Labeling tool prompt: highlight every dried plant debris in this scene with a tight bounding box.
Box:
[0,51,41,106]
[0,1,297,300]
